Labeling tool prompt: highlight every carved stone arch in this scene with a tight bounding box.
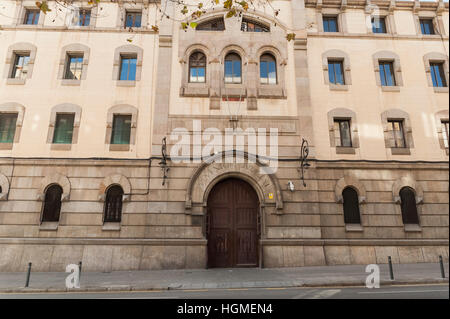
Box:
[98,174,131,202]
[0,173,10,200]
[182,44,211,64]
[38,173,71,202]
[185,153,283,214]
[335,176,367,204]
[392,176,424,204]
[256,45,286,65]
[220,44,248,64]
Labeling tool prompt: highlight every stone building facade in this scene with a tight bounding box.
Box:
[0,0,448,271]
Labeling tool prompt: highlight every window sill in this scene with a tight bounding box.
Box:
[257,86,285,98]
[390,147,411,155]
[223,85,246,97]
[116,80,136,87]
[433,87,449,93]
[6,78,26,85]
[381,86,400,92]
[329,84,349,91]
[345,224,363,232]
[109,144,130,151]
[335,147,356,154]
[51,143,72,151]
[0,143,13,150]
[180,84,209,97]
[39,222,58,231]
[0,193,8,201]
[61,79,81,86]
[404,224,422,232]
[102,222,121,231]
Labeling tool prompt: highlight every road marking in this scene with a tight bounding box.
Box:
[265,288,287,290]
[359,289,448,294]
[226,288,248,291]
[182,289,209,292]
[306,289,341,299]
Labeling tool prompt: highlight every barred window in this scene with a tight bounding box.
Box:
[41,185,63,222]
[241,18,269,32]
[196,18,225,31]
[342,187,361,224]
[104,185,124,223]
[400,187,419,225]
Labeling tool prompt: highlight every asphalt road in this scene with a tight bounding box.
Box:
[0,284,448,299]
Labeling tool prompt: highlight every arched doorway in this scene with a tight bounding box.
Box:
[207,178,260,268]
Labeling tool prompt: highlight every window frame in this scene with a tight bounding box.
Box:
[196,17,225,31]
[41,184,63,223]
[334,119,352,148]
[371,16,387,34]
[379,61,396,86]
[189,51,207,83]
[328,60,345,85]
[342,187,361,225]
[0,113,18,144]
[241,18,270,32]
[23,9,40,25]
[10,53,30,80]
[103,185,124,223]
[77,9,91,27]
[124,11,142,28]
[430,62,447,88]
[52,113,75,145]
[419,18,435,35]
[388,119,406,149]
[322,15,339,32]
[110,114,132,145]
[224,52,242,84]
[119,55,138,81]
[259,53,277,85]
[399,187,420,225]
[64,54,84,80]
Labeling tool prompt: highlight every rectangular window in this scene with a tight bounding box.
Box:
[372,17,387,33]
[64,54,83,80]
[11,53,30,79]
[190,67,205,83]
[111,115,132,145]
[77,9,91,26]
[0,113,18,143]
[389,120,406,148]
[53,114,75,144]
[125,11,142,28]
[224,60,242,84]
[328,60,345,85]
[430,62,447,88]
[323,16,338,32]
[379,61,396,86]
[24,9,40,25]
[442,121,449,149]
[334,119,352,147]
[420,19,435,35]
[119,56,137,81]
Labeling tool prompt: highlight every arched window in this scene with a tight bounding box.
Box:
[342,187,361,224]
[260,54,276,84]
[224,53,242,83]
[400,187,419,224]
[196,17,225,31]
[41,184,63,222]
[189,52,206,83]
[104,185,124,223]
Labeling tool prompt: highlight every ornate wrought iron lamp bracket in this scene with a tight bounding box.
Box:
[159,137,170,186]
[299,138,310,187]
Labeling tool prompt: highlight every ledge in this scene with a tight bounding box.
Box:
[390,147,411,155]
[335,147,356,154]
[0,238,208,246]
[433,87,449,93]
[6,78,26,85]
[61,79,81,86]
[180,85,209,97]
[257,86,285,98]
[39,222,58,231]
[0,143,13,150]
[345,224,363,232]
[102,222,121,231]
[381,86,401,92]
[404,224,422,232]
[329,84,349,91]
[116,80,136,87]
[50,143,72,151]
[109,144,130,152]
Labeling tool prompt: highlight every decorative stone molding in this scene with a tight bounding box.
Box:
[98,174,131,202]
[57,43,91,84]
[0,102,26,150]
[322,49,352,89]
[392,176,424,205]
[46,103,82,150]
[316,6,347,34]
[423,52,449,93]
[3,42,37,84]
[116,1,149,29]
[327,108,359,153]
[13,1,45,27]
[435,109,449,155]
[256,45,287,99]
[335,176,366,204]
[185,152,283,214]
[372,51,403,88]
[112,44,144,83]
[381,109,414,155]
[180,44,211,97]
[37,173,71,202]
[105,104,138,151]
[0,173,10,200]
[413,4,442,37]
[364,1,397,35]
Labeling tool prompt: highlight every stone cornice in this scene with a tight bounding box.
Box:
[305,0,449,11]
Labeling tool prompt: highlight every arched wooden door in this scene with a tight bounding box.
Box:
[207,178,260,268]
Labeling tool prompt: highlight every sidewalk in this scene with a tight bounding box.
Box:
[0,262,448,293]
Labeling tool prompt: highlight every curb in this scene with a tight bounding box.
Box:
[0,278,447,293]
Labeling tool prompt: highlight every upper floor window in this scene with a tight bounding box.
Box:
[260,54,276,84]
[53,114,75,144]
[119,55,137,81]
[224,53,242,84]
[41,184,63,223]
[323,16,338,32]
[111,115,132,145]
[442,120,449,149]
[328,60,345,85]
[104,185,124,223]
[24,9,40,25]
[379,61,396,86]
[196,17,225,31]
[420,19,435,35]
[430,62,447,88]
[125,11,142,28]
[77,9,91,26]
[241,18,269,32]
[342,187,361,224]
[334,119,352,147]
[189,52,206,83]
[372,17,386,34]
[0,113,18,143]
[388,120,406,148]
[10,53,30,79]
[64,54,83,80]
[399,187,419,225]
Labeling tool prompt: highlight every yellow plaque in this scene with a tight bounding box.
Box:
[268,193,274,199]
